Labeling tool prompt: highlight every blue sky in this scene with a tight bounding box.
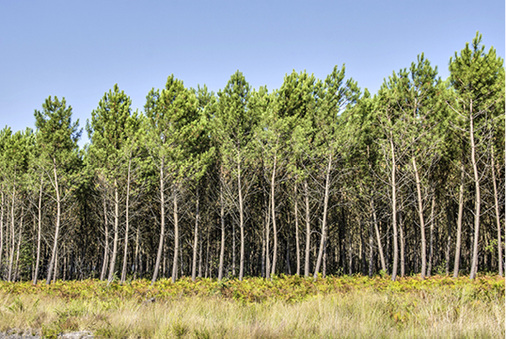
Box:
[1,0,504,145]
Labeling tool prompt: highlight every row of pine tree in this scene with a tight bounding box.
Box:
[0,33,503,284]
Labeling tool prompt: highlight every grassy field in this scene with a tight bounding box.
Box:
[0,275,503,338]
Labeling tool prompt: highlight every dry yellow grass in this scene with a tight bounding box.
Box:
[0,276,503,338]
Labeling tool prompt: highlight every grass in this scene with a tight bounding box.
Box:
[0,275,503,338]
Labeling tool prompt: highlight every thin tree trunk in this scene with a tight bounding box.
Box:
[33,177,43,284]
[371,198,386,272]
[270,155,278,277]
[469,106,481,280]
[218,182,225,281]
[390,135,399,281]
[121,158,132,284]
[399,213,405,278]
[314,153,332,280]
[100,197,109,281]
[0,190,4,277]
[453,161,465,277]
[427,194,436,277]
[171,184,179,283]
[46,160,61,285]
[304,179,311,277]
[491,145,503,276]
[237,160,245,281]
[14,207,23,281]
[134,225,140,280]
[412,157,427,279]
[192,190,200,281]
[152,160,165,285]
[8,188,15,282]
[108,179,119,284]
[294,182,301,276]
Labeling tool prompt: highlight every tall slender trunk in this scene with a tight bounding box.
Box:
[46,160,61,285]
[191,190,200,281]
[368,216,374,278]
[371,198,386,272]
[218,182,225,281]
[14,208,23,281]
[237,160,245,281]
[8,188,15,282]
[171,183,179,283]
[491,145,503,276]
[121,158,132,284]
[265,193,271,279]
[107,179,119,284]
[270,155,278,277]
[134,225,140,280]
[412,157,427,279]
[100,197,109,281]
[0,190,4,276]
[152,160,165,285]
[453,161,465,277]
[33,177,43,284]
[314,153,332,280]
[294,182,301,276]
[469,105,481,280]
[399,213,405,278]
[390,134,399,281]
[427,194,436,277]
[304,179,311,276]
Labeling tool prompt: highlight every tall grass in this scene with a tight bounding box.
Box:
[0,275,503,338]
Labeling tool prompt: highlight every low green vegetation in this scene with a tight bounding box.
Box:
[0,275,503,338]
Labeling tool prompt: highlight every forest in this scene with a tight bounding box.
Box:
[0,33,504,285]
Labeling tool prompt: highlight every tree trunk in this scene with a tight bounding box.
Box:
[265,192,271,279]
[0,190,4,278]
[469,106,481,280]
[14,207,23,281]
[191,190,200,281]
[270,154,278,277]
[100,197,109,281]
[121,158,132,284]
[371,198,386,273]
[390,135,399,281]
[294,182,301,276]
[491,145,503,276]
[8,188,15,282]
[107,179,119,284]
[171,184,179,283]
[453,161,465,278]
[304,179,311,277]
[33,177,43,284]
[46,160,61,285]
[412,157,427,279]
[427,194,436,277]
[313,153,332,280]
[218,182,225,281]
[152,160,165,285]
[237,161,245,281]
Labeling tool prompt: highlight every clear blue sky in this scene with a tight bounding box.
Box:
[1,0,504,145]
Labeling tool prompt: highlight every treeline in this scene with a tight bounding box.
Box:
[0,33,504,284]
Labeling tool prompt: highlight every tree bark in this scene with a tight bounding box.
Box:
[191,190,200,281]
[371,198,386,273]
[218,182,226,281]
[313,153,332,280]
[453,161,465,277]
[171,184,179,283]
[294,182,301,276]
[491,144,503,276]
[151,160,165,285]
[100,197,109,281]
[304,179,311,277]
[107,179,119,284]
[237,160,245,281]
[121,157,132,284]
[412,157,427,279]
[270,154,278,277]
[46,160,61,285]
[390,134,399,281]
[8,188,15,282]
[33,177,43,284]
[469,105,481,280]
